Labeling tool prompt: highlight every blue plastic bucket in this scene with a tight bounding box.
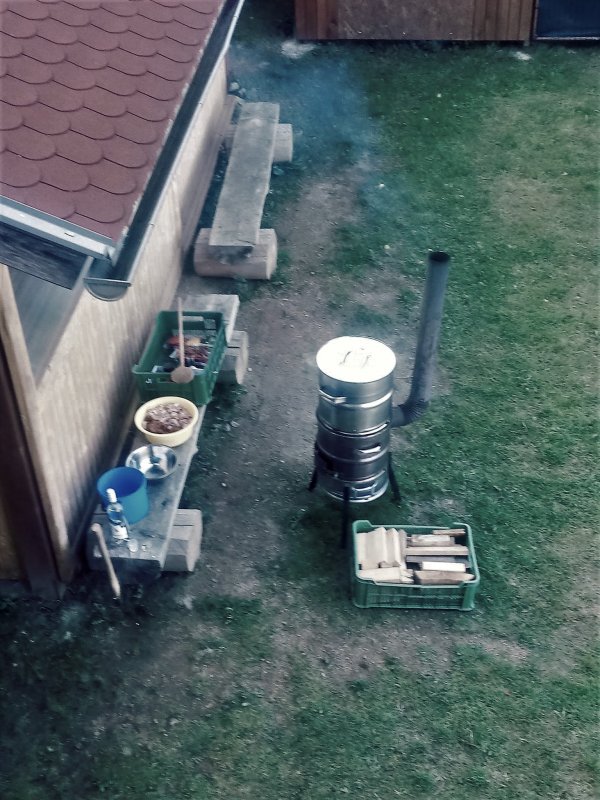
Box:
[97,467,149,524]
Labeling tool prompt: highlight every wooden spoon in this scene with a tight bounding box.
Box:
[170,298,194,384]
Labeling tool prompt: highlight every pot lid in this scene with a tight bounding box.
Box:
[316,337,396,384]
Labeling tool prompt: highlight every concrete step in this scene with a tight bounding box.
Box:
[180,292,240,344]
[194,228,277,280]
[163,509,202,573]
[217,330,249,385]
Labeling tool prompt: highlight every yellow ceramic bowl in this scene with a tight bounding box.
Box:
[134,397,199,447]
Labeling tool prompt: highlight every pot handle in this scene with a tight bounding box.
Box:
[319,389,347,405]
[356,445,382,455]
[341,349,371,368]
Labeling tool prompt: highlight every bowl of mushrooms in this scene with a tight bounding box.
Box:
[134,397,199,447]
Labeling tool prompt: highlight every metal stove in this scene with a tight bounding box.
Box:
[308,251,451,544]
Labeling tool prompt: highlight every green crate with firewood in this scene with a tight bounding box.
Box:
[351,521,480,611]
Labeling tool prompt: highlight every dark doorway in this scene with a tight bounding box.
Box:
[536,0,600,38]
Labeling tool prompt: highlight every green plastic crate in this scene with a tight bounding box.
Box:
[351,521,480,611]
[133,310,226,405]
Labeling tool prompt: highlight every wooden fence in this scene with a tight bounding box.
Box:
[295,0,535,42]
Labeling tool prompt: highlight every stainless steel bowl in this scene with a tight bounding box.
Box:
[125,445,177,481]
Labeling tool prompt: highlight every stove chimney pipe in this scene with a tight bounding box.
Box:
[392,251,451,427]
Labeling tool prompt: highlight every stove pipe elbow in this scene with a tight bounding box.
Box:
[392,251,451,428]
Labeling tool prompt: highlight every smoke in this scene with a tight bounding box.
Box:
[228,38,379,171]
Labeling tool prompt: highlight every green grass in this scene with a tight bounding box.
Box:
[345,42,599,644]
[1,7,598,799]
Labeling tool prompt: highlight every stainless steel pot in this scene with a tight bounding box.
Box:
[314,444,390,481]
[316,422,390,461]
[316,337,396,404]
[314,468,389,503]
[317,390,393,433]
[313,337,396,502]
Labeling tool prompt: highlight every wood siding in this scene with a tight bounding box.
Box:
[15,61,231,576]
[0,499,21,581]
[295,0,534,41]
[0,266,67,586]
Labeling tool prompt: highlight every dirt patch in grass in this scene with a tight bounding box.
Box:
[277,172,359,262]
[538,526,600,677]
[471,636,529,664]
[494,175,563,230]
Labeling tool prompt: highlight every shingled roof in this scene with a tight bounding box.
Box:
[0,0,226,245]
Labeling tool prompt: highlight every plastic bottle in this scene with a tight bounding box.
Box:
[104,488,129,541]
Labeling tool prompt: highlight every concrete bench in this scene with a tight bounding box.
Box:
[223,121,293,164]
[194,102,291,280]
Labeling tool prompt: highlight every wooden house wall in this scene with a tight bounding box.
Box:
[295,0,535,41]
[0,500,20,580]
[0,265,70,585]
[30,62,230,575]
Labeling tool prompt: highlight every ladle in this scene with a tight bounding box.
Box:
[170,298,194,384]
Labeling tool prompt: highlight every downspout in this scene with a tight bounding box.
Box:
[392,251,451,427]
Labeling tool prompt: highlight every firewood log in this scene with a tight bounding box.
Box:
[359,566,414,584]
[414,570,474,585]
[406,545,469,557]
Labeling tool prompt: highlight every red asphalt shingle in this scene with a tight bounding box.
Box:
[0,0,225,243]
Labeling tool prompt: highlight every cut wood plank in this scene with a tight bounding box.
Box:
[194,228,277,280]
[421,561,466,572]
[359,566,414,584]
[431,528,466,537]
[209,102,279,258]
[355,527,367,569]
[414,570,475,586]
[398,528,407,562]
[355,527,388,570]
[406,555,470,567]
[217,330,249,385]
[405,545,470,557]
[224,122,293,163]
[408,534,455,547]
[381,528,402,567]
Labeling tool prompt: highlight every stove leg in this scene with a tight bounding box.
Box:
[308,468,318,492]
[388,454,402,504]
[341,486,351,549]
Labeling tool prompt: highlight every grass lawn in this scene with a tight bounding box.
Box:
[0,3,598,799]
